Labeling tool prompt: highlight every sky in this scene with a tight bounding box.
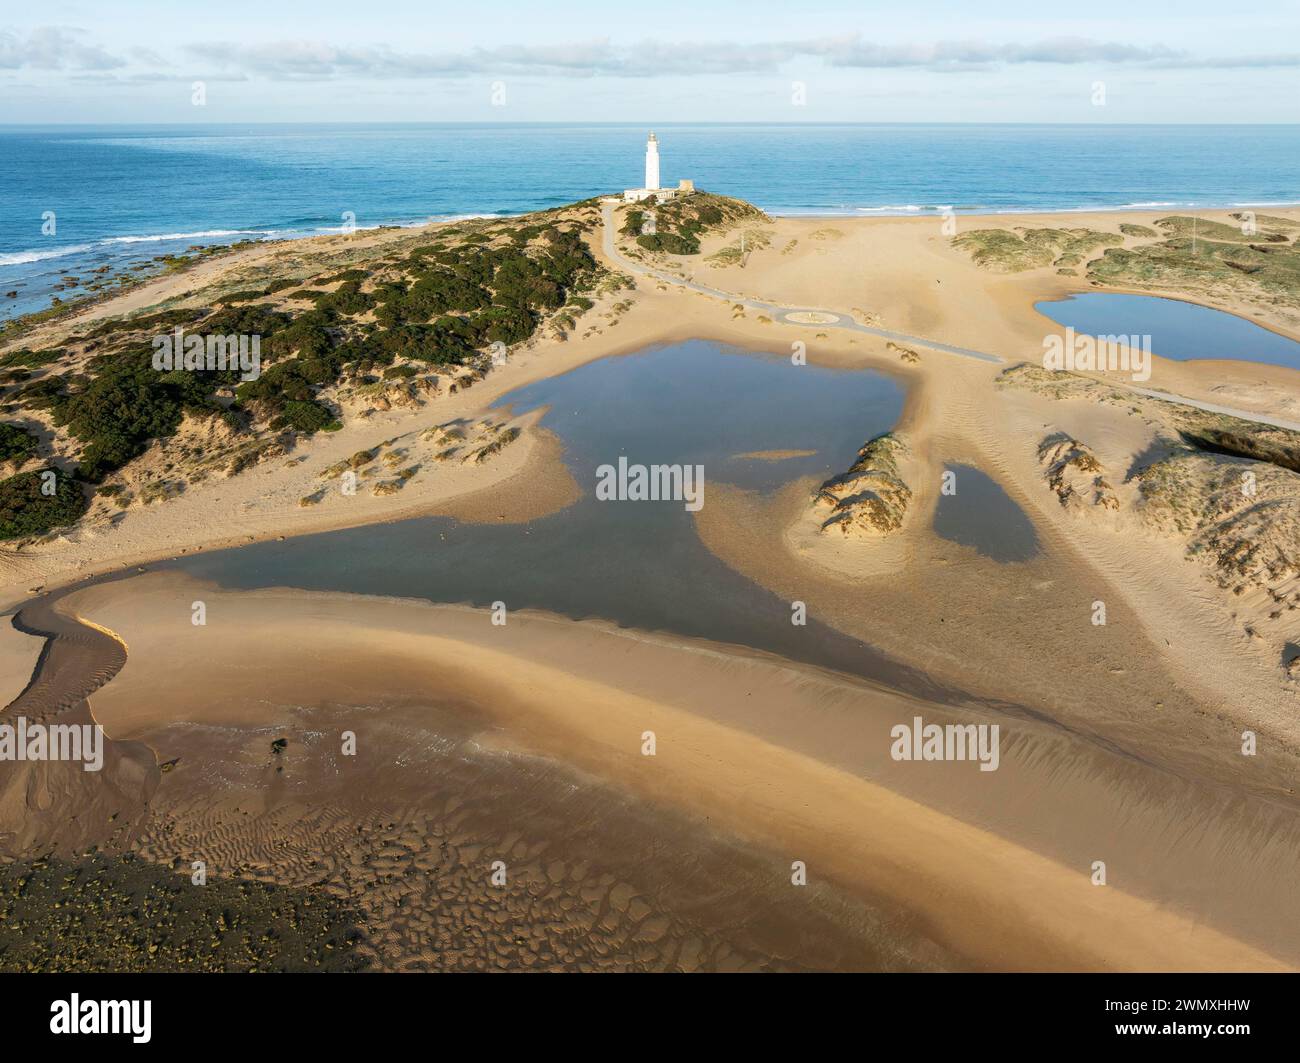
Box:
[2,0,1299,124]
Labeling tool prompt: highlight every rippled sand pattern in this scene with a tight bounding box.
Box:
[1,592,158,857]
[129,701,957,972]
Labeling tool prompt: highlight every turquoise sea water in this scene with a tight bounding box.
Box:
[2,122,1298,321]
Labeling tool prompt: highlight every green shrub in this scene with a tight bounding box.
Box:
[201,305,289,338]
[81,306,206,342]
[0,423,37,462]
[272,399,339,434]
[313,280,373,316]
[218,289,271,305]
[0,468,87,540]
[320,268,370,284]
[637,232,700,255]
[55,362,183,479]
[477,306,536,345]
[14,376,68,410]
[269,312,335,359]
[0,348,61,369]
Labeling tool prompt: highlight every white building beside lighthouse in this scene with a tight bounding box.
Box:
[623,131,694,203]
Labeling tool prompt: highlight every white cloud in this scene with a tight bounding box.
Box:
[0,26,124,71]
[815,35,1187,68]
[178,34,1300,80]
[6,26,1299,84]
[188,36,1205,79]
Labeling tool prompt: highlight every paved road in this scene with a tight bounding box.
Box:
[600,200,1003,364]
[1125,386,1300,433]
[599,200,1300,432]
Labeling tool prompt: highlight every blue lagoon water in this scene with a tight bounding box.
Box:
[1036,292,1300,371]
[161,342,967,700]
[3,122,1298,320]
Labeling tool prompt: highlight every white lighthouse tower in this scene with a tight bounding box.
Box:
[621,131,692,203]
[645,131,660,192]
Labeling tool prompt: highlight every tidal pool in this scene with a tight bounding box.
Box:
[932,464,1040,563]
[164,342,973,702]
[1035,292,1300,371]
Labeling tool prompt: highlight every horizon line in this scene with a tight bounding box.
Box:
[4,120,1300,129]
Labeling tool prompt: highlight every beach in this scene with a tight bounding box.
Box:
[6,573,1293,971]
[4,198,1300,971]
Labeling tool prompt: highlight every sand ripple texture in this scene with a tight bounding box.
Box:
[1,592,159,857]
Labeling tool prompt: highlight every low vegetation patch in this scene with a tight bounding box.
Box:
[952,227,1122,272]
[0,200,611,535]
[622,193,766,257]
[1087,215,1300,316]
[0,468,87,540]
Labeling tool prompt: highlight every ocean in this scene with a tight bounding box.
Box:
[2,122,1298,322]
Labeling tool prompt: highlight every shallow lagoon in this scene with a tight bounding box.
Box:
[1036,292,1300,371]
[933,464,1040,563]
[165,342,972,699]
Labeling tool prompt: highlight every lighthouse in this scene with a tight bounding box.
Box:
[621,131,693,203]
[645,132,660,191]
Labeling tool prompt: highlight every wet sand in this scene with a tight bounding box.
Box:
[0,589,157,857]
[3,578,959,972]
[3,573,1292,971]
